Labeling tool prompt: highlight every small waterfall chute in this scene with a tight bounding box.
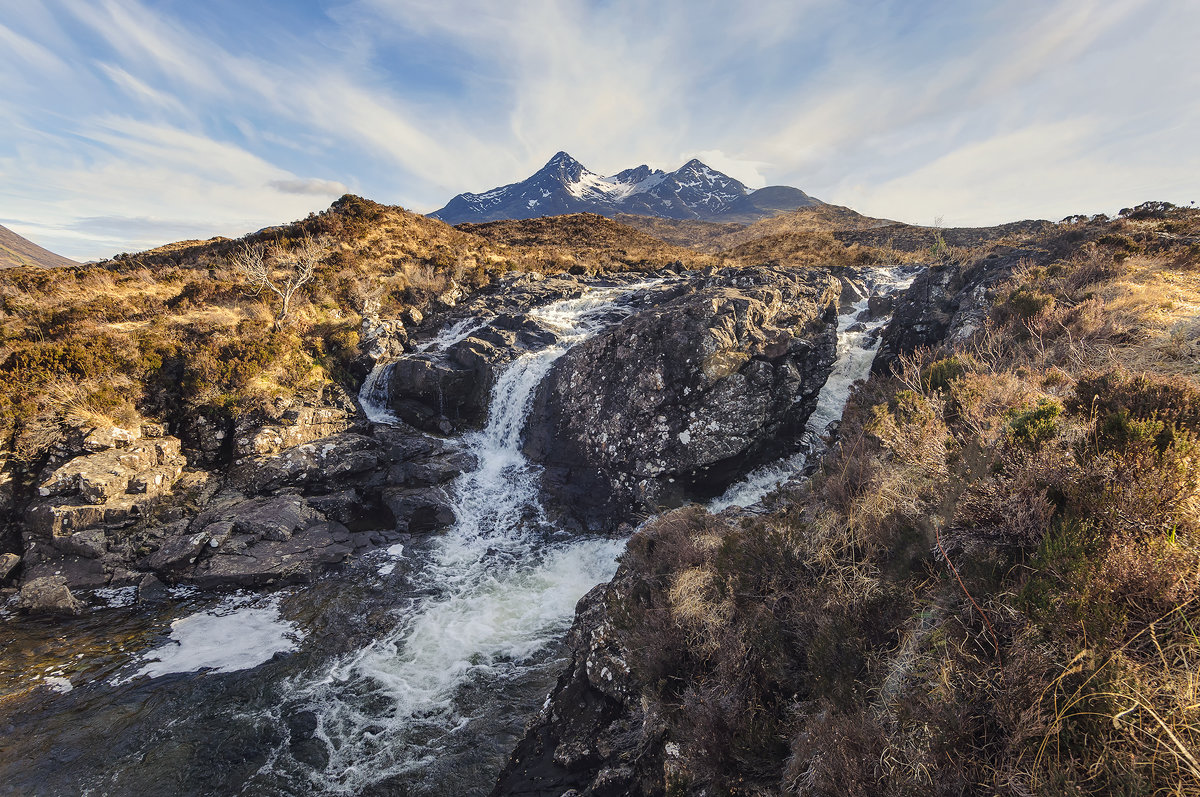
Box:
[264,280,661,792]
[708,266,917,512]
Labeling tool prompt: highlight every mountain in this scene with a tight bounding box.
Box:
[429,151,822,225]
[0,224,78,269]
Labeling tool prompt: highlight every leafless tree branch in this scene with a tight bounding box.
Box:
[229,234,327,324]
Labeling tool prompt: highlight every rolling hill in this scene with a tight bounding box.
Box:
[0,224,78,269]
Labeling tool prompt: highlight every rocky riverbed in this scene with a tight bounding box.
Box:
[0,260,953,795]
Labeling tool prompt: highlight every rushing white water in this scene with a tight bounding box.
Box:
[358,317,492,424]
[709,267,916,512]
[265,282,657,793]
[415,316,491,353]
[357,363,400,424]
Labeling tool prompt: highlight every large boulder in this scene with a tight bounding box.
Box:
[492,574,657,796]
[524,266,840,529]
[383,314,561,432]
[19,428,193,594]
[873,248,1034,374]
[0,552,20,581]
[17,575,83,616]
[190,521,369,589]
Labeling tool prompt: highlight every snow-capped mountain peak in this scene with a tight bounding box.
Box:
[430,152,820,224]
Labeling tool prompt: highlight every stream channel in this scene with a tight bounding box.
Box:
[0,269,912,796]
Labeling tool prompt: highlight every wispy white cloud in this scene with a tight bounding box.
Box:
[1,0,1197,259]
[95,62,190,114]
[0,21,70,77]
[0,117,350,259]
[268,178,351,196]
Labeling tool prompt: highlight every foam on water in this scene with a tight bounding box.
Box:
[415,316,491,353]
[93,585,138,609]
[126,595,301,680]
[260,282,658,793]
[709,267,916,512]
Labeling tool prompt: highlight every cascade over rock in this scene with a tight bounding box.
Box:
[491,547,670,796]
[524,265,841,529]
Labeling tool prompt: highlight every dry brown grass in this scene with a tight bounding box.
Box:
[459,213,725,271]
[596,205,1200,796]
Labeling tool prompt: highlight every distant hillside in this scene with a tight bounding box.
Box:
[457,213,724,273]
[618,204,892,254]
[613,215,746,251]
[0,224,77,269]
[835,218,1056,252]
[430,151,822,225]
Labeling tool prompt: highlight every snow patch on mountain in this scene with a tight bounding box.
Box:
[430,152,820,225]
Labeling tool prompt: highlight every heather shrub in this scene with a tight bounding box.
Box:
[1003,287,1056,320]
[920,354,971,392]
[1004,398,1063,451]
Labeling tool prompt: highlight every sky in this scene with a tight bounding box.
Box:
[1,0,1197,262]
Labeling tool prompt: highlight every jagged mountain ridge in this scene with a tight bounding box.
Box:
[430,151,822,225]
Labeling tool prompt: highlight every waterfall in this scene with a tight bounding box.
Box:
[357,361,400,424]
[357,317,492,425]
[261,282,659,794]
[708,266,917,512]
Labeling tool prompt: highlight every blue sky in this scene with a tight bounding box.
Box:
[2,0,1197,261]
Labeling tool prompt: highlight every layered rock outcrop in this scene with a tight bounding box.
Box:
[524,266,840,529]
[10,408,467,606]
[873,248,1031,373]
[20,423,189,592]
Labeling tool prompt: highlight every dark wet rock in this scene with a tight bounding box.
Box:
[234,495,318,541]
[525,265,841,529]
[387,271,670,433]
[305,490,365,525]
[451,272,591,319]
[867,292,895,317]
[0,552,20,581]
[16,575,83,616]
[19,553,109,591]
[839,275,868,307]
[59,529,107,560]
[874,248,1035,374]
[136,573,169,604]
[176,410,231,468]
[227,434,369,494]
[146,522,223,571]
[387,449,473,488]
[385,355,487,430]
[872,264,959,373]
[382,487,456,534]
[191,521,355,588]
[492,581,658,797]
[382,315,564,432]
